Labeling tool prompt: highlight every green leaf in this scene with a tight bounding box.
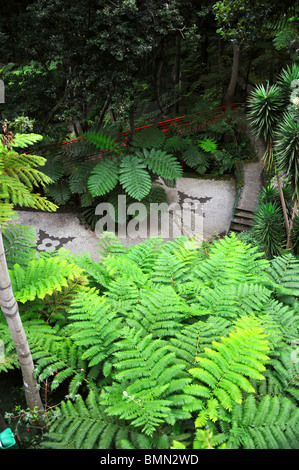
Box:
[119,155,151,200]
[141,148,183,180]
[87,159,119,197]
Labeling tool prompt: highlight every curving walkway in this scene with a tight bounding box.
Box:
[12,106,266,257]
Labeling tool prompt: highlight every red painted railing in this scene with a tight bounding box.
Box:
[25,103,246,157]
[117,102,245,141]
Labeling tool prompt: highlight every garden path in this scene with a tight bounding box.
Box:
[12,109,268,258]
[13,174,236,260]
[229,119,266,232]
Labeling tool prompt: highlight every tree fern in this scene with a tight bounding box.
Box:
[0,132,43,150]
[191,233,270,288]
[0,146,57,223]
[266,253,299,297]
[141,148,183,180]
[27,321,89,394]
[84,129,120,152]
[45,179,72,205]
[184,316,270,426]
[100,327,192,436]
[67,287,125,372]
[169,317,231,368]
[41,389,173,449]
[2,231,299,449]
[9,256,83,303]
[130,126,165,150]
[119,155,152,200]
[68,161,94,195]
[87,158,120,197]
[227,395,299,449]
[128,285,192,339]
[2,223,37,269]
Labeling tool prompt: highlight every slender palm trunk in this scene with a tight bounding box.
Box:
[287,197,298,249]
[0,227,45,427]
[275,170,291,243]
[267,140,291,249]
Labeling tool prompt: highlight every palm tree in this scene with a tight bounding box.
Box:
[275,110,299,248]
[0,122,57,426]
[247,63,299,250]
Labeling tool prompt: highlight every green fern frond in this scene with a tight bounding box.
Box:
[0,202,16,225]
[67,288,125,370]
[228,394,299,449]
[0,132,43,150]
[96,231,127,260]
[119,155,152,201]
[170,316,231,367]
[68,161,94,194]
[41,154,65,182]
[101,328,192,435]
[141,148,183,180]
[184,316,270,424]
[87,158,119,197]
[25,321,89,393]
[42,390,170,449]
[45,179,71,204]
[192,233,270,288]
[2,151,52,188]
[2,223,37,269]
[260,346,299,400]
[131,285,191,338]
[182,145,210,173]
[266,254,299,297]
[9,256,83,303]
[130,127,165,149]
[84,130,119,152]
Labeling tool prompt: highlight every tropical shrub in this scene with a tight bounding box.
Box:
[247,63,299,250]
[0,123,57,224]
[0,229,299,449]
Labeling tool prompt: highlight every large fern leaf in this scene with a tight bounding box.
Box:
[87,158,119,197]
[100,327,192,435]
[119,155,152,200]
[2,223,37,269]
[184,316,270,426]
[141,148,183,180]
[227,394,299,449]
[9,256,83,303]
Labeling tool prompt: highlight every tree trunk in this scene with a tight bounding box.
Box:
[275,171,291,247]
[156,58,168,116]
[172,34,181,114]
[0,227,45,427]
[224,42,240,110]
[98,93,111,128]
[287,197,298,249]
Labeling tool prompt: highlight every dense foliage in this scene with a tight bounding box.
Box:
[0,0,298,452]
[0,228,298,449]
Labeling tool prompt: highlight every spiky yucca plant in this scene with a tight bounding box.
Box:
[251,201,286,259]
[247,63,299,250]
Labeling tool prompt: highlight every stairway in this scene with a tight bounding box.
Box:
[230,208,255,233]
[229,119,266,235]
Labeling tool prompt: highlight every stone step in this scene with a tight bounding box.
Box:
[230,222,252,232]
[232,216,254,227]
[234,208,255,219]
